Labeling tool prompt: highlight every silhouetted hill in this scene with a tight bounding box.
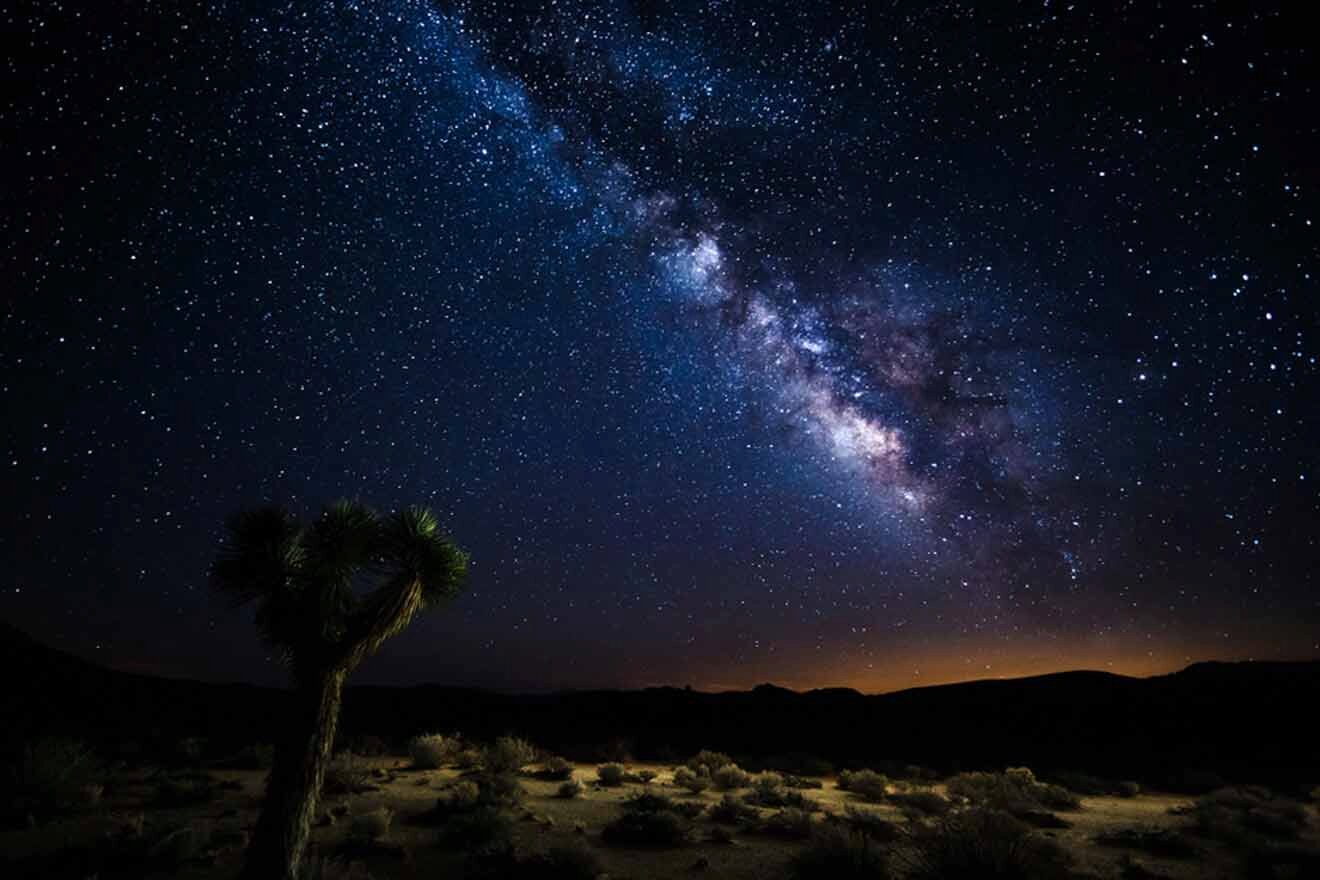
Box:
[3,622,1316,786]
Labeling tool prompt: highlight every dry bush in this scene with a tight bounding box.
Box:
[442,780,481,812]
[781,773,824,789]
[759,807,815,839]
[324,754,374,795]
[1188,786,1310,846]
[556,779,583,799]
[536,756,574,781]
[946,768,1081,814]
[4,737,105,819]
[467,840,602,880]
[475,771,524,807]
[409,733,460,769]
[709,793,759,825]
[672,767,709,794]
[1095,826,1200,859]
[842,769,890,803]
[348,807,393,844]
[888,789,952,819]
[842,806,903,842]
[712,764,752,790]
[687,750,733,776]
[900,808,1074,880]
[789,823,892,880]
[436,805,514,851]
[597,764,626,787]
[484,736,537,773]
[601,809,689,847]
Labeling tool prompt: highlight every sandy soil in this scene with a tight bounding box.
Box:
[3,759,1316,879]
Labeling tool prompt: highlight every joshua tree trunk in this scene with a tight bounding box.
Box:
[241,667,346,880]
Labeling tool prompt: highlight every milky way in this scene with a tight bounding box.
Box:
[3,1,1316,691]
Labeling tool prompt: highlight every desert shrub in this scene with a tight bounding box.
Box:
[537,756,574,780]
[515,842,604,880]
[760,807,814,839]
[687,750,733,777]
[888,789,952,818]
[1049,770,1114,796]
[789,823,892,880]
[324,754,374,795]
[1188,787,1310,846]
[467,840,603,880]
[442,780,482,812]
[153,773,220,807]
[712,764,752,790]
[557,779,584,799]
[902,808,1074,880]
[844,769,890,803]
[620,791,701,819]
[624,792,679,813]
[5,737,105,818]
[842,806,903,842]
[485,736,538,774]
[348,807,393,844]
[946,768,1081,814]
[768,753,835,779]
[601,809,689,847]
[672,767,709,794]
[454,747,484,769]
[1015,810,1073,829]
[436,805,514,850]
[597,764,626,786]
[475,771,524,807]
[782,773,824,789]
[753,772,784,797]
[744,778,819,811]
[1095,826,1200,859]
[673,800,705,819]
[1242,802,1310,840]
[1034,783,1083,811]
[710,793,759,824]
[409,733,460,769]
[636,769,656,784]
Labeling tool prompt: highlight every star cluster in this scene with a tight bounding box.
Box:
[3,1,1316,691]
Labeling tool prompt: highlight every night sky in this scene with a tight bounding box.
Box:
[4,1,1317,694]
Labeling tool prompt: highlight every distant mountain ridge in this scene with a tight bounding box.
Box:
[3,622,1317,785]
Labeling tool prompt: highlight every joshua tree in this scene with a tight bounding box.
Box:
[212,500,468,880]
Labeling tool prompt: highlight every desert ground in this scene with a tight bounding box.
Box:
[4,741,1318,880]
